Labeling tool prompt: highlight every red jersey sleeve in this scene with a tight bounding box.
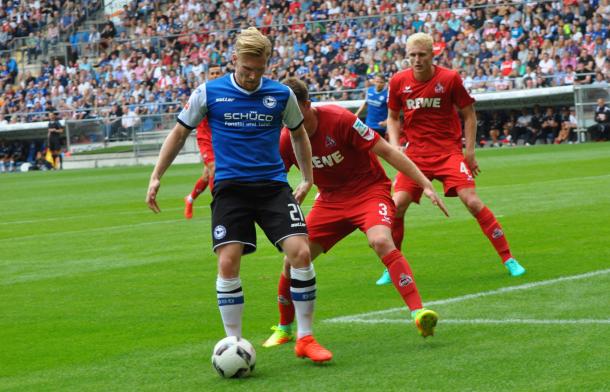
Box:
[387,72,404,112]
[279,127,296,172]
[451,71,476,109]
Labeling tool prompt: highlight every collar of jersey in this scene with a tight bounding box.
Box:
[230,73,262,95]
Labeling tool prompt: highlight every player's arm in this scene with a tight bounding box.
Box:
[386,107,401,148]
[354,97,367,118]
[147,83,206,212]
[289,123,313,204]
[459,103,479,177]
[146,122,192,213]
[372,138,449,217]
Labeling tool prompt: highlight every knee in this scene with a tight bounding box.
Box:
[286,245,311,268]
[393,193,411,216]
[217,256,239,278]
[369,235,395,256]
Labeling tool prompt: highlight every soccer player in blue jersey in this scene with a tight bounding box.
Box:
[355,73,389,138]
[146,27,332,363]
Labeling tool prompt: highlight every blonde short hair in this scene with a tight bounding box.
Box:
[406,32,433,53]
[235,27,272,59]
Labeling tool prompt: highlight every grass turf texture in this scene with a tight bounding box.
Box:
[1,143,609,391]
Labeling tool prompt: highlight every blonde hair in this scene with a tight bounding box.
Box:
[406,32,433,53]
[235,27,272,59]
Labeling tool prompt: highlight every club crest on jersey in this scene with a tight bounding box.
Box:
[403,85,412,93]
[352,118,374,141]
[325,136,336,147]
[184,102,190,110]
[399,273,413,287]
[435,82,444,93]
[213,225,227,240]
[263,95,277,109]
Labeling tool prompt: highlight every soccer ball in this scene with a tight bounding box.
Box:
[211,336,256,378]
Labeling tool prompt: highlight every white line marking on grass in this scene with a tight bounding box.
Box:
[335,318,610,325]
[324,268,610,324]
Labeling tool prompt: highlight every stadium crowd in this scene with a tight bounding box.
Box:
[0,0,609,170]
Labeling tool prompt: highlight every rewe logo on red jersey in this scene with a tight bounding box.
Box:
[312,151,344,168]
[405,97,441,110]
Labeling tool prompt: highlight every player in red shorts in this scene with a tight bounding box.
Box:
[375,32,525,284]
[262,78,449,347]
[183,65,223,219]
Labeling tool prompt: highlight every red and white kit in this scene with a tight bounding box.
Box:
[388,65,476,201]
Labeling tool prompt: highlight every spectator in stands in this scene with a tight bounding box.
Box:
[3,0,610,129]
[121,105,140,138]
[588,98,610,141]
[100,20,116,50]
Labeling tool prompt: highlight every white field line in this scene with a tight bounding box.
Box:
[343,319,610,325]
[324,268,610,324]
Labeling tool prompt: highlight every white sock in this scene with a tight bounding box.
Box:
[216,276,243,338]
[290,264,316,339]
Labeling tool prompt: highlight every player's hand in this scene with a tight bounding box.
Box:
[423,187,449,217]
[464,151,480,178]
[293,180,313,205]
[146,177,161,213]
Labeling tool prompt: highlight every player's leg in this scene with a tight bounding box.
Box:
[263,243,324,348]
[260,186,331,362]
[207,160,216,193]
[391,190,414,250]
[211,181,257,338]
[457,187,525,276]
[215,243,244,338]
[184,165,209,219]
[280,236,332,362]
[375,177,420,286]
[366,218,438,337]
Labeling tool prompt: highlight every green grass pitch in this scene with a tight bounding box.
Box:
[1,143,609,391]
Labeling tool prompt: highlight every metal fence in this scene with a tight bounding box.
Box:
[64,113,179,154]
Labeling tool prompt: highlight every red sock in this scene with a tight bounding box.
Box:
[392,215,405,250]
[475,206,513,263]
[381,249,423,311]
[189,177,208,200]
[278,273,295,326]
[208,176,214,193]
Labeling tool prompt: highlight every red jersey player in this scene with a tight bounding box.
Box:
[183,65,223,219]
[377,32,525,285]
[262,77,449,348]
